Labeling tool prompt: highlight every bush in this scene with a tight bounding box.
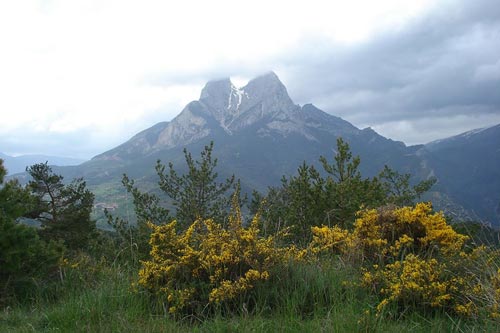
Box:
[311,203,468,263]
[0,215,61,304]
[310,203,500,319]
[137,193,307,317]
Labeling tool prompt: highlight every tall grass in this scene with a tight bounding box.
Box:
[0,262,179,332]
[3,211,500,332]
[2,256,495,332]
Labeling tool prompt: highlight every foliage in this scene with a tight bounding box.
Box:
[0,160,61,304]
[104,174,172,262]
[156,141,235,228]
[379,165,436,206]
[122,174,172,226]
[254,163,327,245]
[27,162,96,252]
[311,202,500,319]
[319,138,386,228]
[254,137,432,244]
[137,191,307,316]
[0,214,62,304]
[0,158,36,220]
[311,201,465,264]
[0,161,4,183]
[6,258,494,333]
[107,142,236,261]
[3,142,498,330]
[353,203,468,262]
[2,155,499,329]
[361,246,500,319]
[0,179,35,221]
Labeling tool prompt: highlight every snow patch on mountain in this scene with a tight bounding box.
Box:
[227,84,247,111]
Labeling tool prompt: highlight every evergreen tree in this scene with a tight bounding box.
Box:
[320,137,361,183]
[105,174,172,261]
[156,141,235,228]
[254,137,435,244]
[107,142,236,261]
[320,137,385,228]
[27,162,95,251]
[379,165,436,206]
[258,163,326,244]
[0,159,37,222]
[0,161,5,183]
[121,174,171,226]
[0,160,60,304]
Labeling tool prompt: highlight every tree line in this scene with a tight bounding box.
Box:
[0,137,466,304]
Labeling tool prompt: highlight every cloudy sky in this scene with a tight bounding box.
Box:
[1,0,499,159]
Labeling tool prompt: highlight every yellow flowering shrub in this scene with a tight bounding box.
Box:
[354,203,468,263]
[310,225,351,255]
[362,254,466,314]
[309,203,500,318]
[452,246,500,318]
[138,194,307,316]
[363,246,500,318]
[310,203,468,264]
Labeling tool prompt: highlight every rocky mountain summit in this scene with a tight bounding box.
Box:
[95,72,365,160]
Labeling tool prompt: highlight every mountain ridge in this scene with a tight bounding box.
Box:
[97,72,392,162]
[12,72,499,227]
[0,153,85,175]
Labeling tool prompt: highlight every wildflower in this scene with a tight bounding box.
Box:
[137,193,307,315]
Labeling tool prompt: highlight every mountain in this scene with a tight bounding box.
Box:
[84,72,423,195]
[420,124,500,225]
[18,72,499,227]
[0,152,85,175]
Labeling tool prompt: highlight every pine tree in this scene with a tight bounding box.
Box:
[27,162,95,251]
[108,142,236,261]
[156,141,235,228]
[0,160,60,303]
[379,165,436,206]
[320,137,385,228]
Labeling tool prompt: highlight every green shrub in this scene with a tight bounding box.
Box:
[0,214,61,304]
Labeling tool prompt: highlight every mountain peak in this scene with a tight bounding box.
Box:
[251,71,281,84]
[244,71,287,96]
[200,77,232,100]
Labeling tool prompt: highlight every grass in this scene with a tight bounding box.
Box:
[2,259,497,332]
[1,264,180,333]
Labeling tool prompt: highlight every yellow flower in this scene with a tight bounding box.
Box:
[137,192,307,315]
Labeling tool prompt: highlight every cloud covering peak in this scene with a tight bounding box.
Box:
[0,0,499,157]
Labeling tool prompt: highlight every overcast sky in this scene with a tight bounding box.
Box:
[1,0,499,159]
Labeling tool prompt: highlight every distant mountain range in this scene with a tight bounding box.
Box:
[421,125,500,225]
[12,72,500,227]
[0,152,85,175]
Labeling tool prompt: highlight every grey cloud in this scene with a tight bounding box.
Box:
[275,0,500,142]
[106,0,500,150]
[13,0,499,158]
[474,59,500,82]
[143,63,268,88]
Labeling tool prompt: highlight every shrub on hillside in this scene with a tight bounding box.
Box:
[311,203,500,319]
[137,193,307,316]
[0,215,61,304]
[311,203,468,264]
